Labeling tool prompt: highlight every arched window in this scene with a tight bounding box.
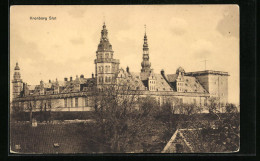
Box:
[105,66,108,73]
[107,66,110,72]
[105,77,108,82]
[112,66,115,72]
[105,53,109,58]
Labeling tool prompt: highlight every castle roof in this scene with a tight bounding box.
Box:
[152,73,172,91]
[162,128,230,153]
[166,74,208,93]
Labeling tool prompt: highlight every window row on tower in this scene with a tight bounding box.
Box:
[98,76,114,83]
[98,65,113,73]
[97,52,112,59]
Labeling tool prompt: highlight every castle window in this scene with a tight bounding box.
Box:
[108,66,110,72]
[85,97,88,106]
[64,98,67,107]
[108,77,111,82]
[71,98,73,107]
[105,53,109,58]
[75,98,78,107]
[112,66,115,72]
[136,87,139,90]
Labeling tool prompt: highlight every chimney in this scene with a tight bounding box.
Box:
[70,77,73,81]
[80,74,84,78]
[64,77,68,81]
[92,73,94,78]
[161,69,165,76]
[126,66,129,73]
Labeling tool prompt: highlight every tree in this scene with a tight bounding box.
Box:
[180,100,240,152]
[84,84,172,153]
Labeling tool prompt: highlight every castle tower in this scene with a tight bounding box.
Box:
[12,62,23,98]
[94,22,120,87]
[140,26,152,80]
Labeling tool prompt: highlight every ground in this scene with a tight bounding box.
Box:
[10,122,99,154]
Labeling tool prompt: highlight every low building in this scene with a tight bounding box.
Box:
[161,128,228,153]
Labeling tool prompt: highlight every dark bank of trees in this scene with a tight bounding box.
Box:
[77,85,239,153]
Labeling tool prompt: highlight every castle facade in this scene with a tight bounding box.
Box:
[11,23,229,112]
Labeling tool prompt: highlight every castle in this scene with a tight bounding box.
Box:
[11,23,229,112]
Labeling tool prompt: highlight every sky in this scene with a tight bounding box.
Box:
[10,5,239,104]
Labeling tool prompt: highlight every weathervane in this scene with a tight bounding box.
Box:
[201,59,208,70]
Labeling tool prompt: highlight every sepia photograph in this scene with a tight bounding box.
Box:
[10,5,240,154]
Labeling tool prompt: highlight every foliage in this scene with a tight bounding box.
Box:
[87,85,172,152]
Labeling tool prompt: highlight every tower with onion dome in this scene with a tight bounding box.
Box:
[12,62,23,98]
[94,22,120,86]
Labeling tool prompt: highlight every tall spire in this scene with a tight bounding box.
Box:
[141,25,151,74]
[143,24,148,49]
[144,24,146,35]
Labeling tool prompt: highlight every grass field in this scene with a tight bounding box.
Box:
[10,122,99,154]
